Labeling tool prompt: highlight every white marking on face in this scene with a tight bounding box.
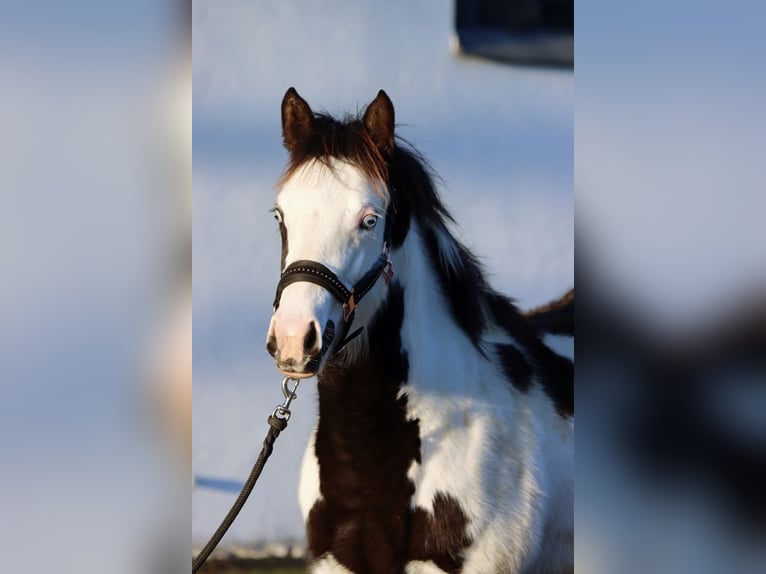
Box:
[267,159,389,375]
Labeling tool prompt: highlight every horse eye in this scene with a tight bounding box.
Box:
[273,210,283,224]
[361,214,378,230]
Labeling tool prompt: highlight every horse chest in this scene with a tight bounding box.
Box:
[305,385,420,571]
[304,390,479,574]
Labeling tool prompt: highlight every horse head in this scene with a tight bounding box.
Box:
[266,88,396,378]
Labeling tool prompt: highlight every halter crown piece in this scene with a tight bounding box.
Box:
[272,230,394,358]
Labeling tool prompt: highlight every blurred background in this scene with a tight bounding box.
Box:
[577,1,766,573]
[192,0,573,561]
[0,1,190,573]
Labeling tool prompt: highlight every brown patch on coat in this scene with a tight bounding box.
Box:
[407,492,472,573]
[306,284,420,573]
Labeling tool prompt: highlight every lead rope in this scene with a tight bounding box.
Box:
[192,377,301,573]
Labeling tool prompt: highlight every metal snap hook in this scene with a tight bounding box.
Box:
[273,376,301,420]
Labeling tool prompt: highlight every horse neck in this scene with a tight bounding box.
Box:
[334,219,489,402]
[395,220,490,384]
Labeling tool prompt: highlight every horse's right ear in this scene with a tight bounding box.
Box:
[281,87,314,151]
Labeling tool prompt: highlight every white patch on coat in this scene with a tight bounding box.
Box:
[405,560,450,574]
[311,553,355,574]
[298,429,322,521]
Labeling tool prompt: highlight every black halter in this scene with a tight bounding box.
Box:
[272,238,394,359]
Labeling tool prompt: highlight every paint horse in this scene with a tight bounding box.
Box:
[266,88,573,574]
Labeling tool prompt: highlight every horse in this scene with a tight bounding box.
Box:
[266,87,573,574]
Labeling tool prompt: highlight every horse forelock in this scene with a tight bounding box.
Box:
[277,113,389,198]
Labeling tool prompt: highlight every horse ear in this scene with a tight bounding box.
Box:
[363,90,395,153]
[281,87,314,151]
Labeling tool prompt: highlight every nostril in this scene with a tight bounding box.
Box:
[303,321,320,356]
[266,335,278,358]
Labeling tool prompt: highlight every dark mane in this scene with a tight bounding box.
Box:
[524,288,575,335]
[282,108,573,416]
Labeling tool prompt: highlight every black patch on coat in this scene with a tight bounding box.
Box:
[495,343,533,392]
[488,292,574,417]
[536,349,574,417]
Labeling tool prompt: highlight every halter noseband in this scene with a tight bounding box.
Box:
[272,239,394,358]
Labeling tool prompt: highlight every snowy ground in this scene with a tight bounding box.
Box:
[192,0,572,544]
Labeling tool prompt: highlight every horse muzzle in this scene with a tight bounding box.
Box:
[266,317,336,378]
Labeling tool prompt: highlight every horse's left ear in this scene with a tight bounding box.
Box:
[363,90,395,153]
[281,87,314,152]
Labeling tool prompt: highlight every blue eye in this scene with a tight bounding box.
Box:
[361,214,379,230]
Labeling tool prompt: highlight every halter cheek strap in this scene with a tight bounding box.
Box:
[272,242,394,357]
